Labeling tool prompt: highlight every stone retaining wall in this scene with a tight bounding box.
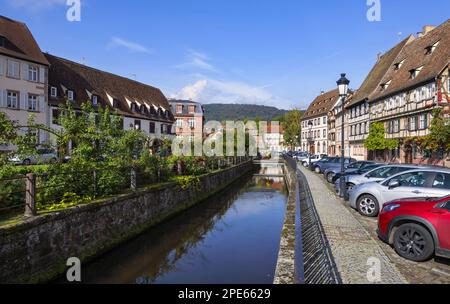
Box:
[0,161,253,283]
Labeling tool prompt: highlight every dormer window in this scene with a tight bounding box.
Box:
[150,106,156,115]
[425,41,439,55]
[92,95,98,106]
[140,105,147,114]
[67,90,74,101]
[380,80,391,91]
[50,86,58,97]
[394,60,405,71]
[410,66,423,79]
[130,103,137,112]
[113,99,120,109]
[0,36,5,48]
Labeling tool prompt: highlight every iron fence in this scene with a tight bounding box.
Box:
[0,156,250,218]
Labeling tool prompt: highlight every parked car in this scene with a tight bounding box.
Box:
[334,164,384,195]
[341,164,422,193]
[378,195,450,262]
[312,157,356,174]
[9,149,58,165]
[302,154,327,167]
[324,161,378,183]
[295,152,310,161]
[349,168,450,217]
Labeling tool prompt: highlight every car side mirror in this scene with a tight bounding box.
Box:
[388,179,400,189]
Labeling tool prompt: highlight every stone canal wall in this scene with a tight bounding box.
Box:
[0,161,253,283]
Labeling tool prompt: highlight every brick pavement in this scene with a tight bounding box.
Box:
[299,166,407,284]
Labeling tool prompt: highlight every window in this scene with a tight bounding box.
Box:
[149,122,156,134]
[409,116,418,131]
[410,66,423,79]
[7,91,19,109]
[188,118,195,128]
[67,90,74,101]
[113,99,120,109]
[425,41,439,55]
[50,86,58,97]
[28,66,38,82]
[28,94,38,111]
[52,109,60,125]
[323,129,326,138]
[394,60,405,71]
[7,60,20,78]
[92,95,98,106]
[432,173,450,189]
[367,167,396,179]
[134,120,141,130]
[0,36,5,48]
[161,124,167,134]
[393,172,431,188]
[323,117,327,124]
[419,114,428,130]
[176,119,183,128]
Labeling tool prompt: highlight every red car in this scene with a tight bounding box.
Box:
[378,195,450,262]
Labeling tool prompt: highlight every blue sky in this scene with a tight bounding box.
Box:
[1,0,449,109]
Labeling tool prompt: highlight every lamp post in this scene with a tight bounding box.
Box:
[308,120,313,169]
[337,73,350,198]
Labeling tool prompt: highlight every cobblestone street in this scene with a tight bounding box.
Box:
[299,165,450,284]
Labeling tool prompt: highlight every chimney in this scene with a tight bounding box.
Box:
[320,90,324,95]
[417,25,436,38]
[377,52,383,61]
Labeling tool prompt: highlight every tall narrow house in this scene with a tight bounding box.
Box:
[0,15,49,151]
[346,36,414,160]
[369,20,450,166]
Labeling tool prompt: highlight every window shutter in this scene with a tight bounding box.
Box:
[0,89,4,107]
[39,95,46,112]
[415,116,419,130]
[23,63,29,81]
[39,67,45,84]
[20,92,27,110]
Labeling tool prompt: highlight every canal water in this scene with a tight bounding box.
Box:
[81,163,287,284]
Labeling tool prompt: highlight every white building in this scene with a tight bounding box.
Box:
[301,89,340,155]
[0,16,50,151]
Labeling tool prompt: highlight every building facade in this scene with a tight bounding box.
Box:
[328,93,351,157]
[169,99,205,141]
[301,90,340,155]
[0,16,50,151]
[346,36,412,161]
[369,21,450,166]
[46,54,175,151]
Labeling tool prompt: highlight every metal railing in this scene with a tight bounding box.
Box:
[0,156,251,218]
[284,155,341,284]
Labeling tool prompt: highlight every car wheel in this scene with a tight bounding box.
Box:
[315,167,321,174]
[357,194,379,217]
[326,173,334,183]
[393,223,434,262]
[22,159,31,166]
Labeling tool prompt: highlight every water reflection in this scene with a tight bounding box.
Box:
[81,165,287,284]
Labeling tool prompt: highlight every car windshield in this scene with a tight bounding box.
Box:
[359,165,382,174]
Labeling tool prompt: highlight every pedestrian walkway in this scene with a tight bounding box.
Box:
[298,166,407,284]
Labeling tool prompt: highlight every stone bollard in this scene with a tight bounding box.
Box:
[130,168,137,190]
[25,173,37,217]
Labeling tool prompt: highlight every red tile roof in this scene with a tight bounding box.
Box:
[371,19,450,101]
[0,15,49,65]
[45,53,174,122]
[302,89,341,120]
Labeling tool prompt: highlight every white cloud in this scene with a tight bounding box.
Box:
[107,37,151,54]
[171,78,288,108]
[174,49,219,73]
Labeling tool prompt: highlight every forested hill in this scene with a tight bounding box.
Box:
[203,104,288,122]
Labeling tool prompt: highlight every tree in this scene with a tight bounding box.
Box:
[364,122,398,151]
[281,109,302,149]
[420,108,450,154]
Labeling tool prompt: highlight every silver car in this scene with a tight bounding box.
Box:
[9,149,58,165]
[342,164,423,192]
[349,168,450,217]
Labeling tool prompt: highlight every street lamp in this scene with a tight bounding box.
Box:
[337,73,350,198]
[308,120,313,170]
